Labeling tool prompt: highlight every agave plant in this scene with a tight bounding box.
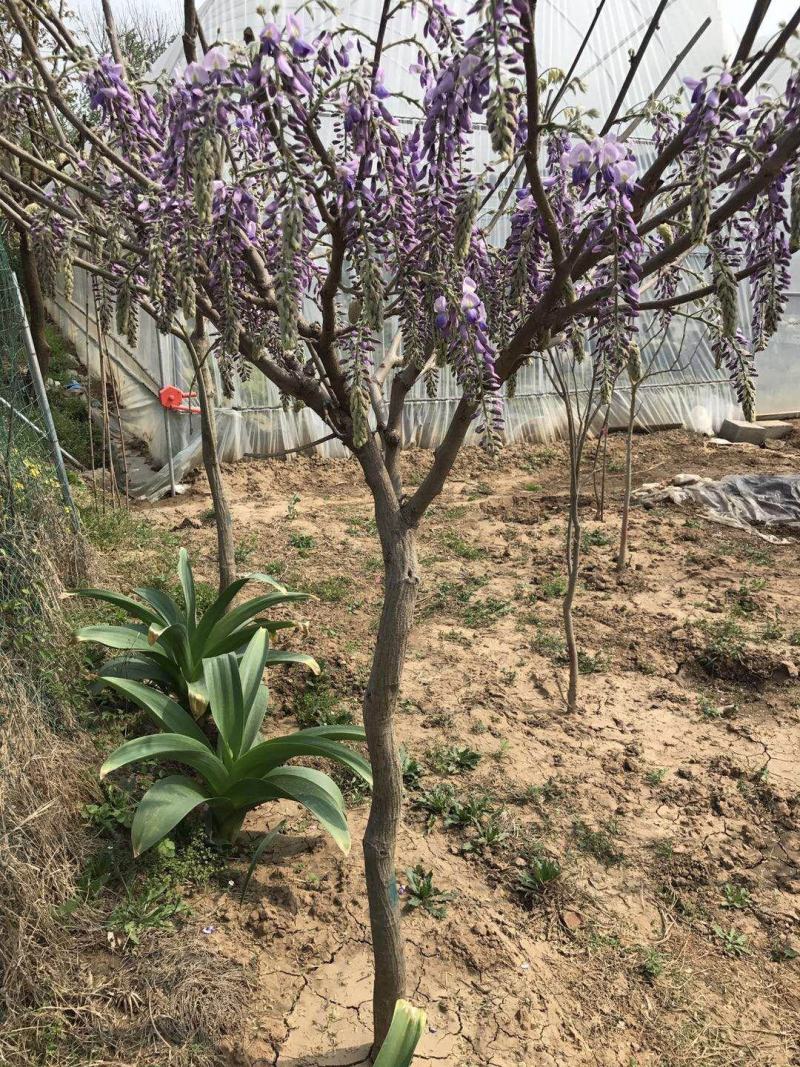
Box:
[100,628,371,855]
[71,548,317,713]
[373,1000,426,1066]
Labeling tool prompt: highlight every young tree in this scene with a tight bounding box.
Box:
[2,0,799,1049]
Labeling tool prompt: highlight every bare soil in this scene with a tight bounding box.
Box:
[130,427,799,1066]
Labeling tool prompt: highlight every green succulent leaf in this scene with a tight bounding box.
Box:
[239,819,287,902]
[373,1000,427,1067]
[77,624,160,653]
[231,734,372,787]
[204,592,310,658]
[100,733,228,792]
[225,767,351,853]
[104,677,208,744]
[204,651,244,759]
[96,653,184,692]
[67,588,160,627]
[134,586,186,627]
[132,775,209,856]
[177,548,196,632]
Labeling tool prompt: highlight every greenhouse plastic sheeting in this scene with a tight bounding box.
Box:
[641,475,800,541]
[46,0,800,493]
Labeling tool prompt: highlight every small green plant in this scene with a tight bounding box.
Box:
[99,629,371,855]
[581,527,611,550]
[517,856,561,901]
[698,696,723,720]
[83,784,134,832]
[400,748,424,789]
[721,882,751,909]
[641,948,666,981]
[573,819,624,866]
[426,744,481,775]
[234,532,259,566]
[696,618,747,675]
[293,672,354,728]
[289,532,316,557]
[414,783,457,829]
[445,793,495,828]
[713,924,749,957]
[577,649,607,674]
[462,597,511,627]
[308,576,352,603]
[460,814,509,854]
[437,529,483,561]
[72,549,317,715]
[727,578,765,616]
[645,768,667,787]
[540,575,568,599]
[108,877,188,946]
[286,493,301,520]
[402,864,454,919]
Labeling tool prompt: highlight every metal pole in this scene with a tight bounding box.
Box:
[0,394,84,469]
[156,329,177,497]
[11,272,80,531]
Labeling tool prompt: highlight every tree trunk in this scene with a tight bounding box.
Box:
[188,322,237,591]
[358,443,419,1052]
[617,386,638,573]
[16,226,52,378]
[563,464,582,712]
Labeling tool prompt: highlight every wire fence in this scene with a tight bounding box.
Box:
[0,235,86,650]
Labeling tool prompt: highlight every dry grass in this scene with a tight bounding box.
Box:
[0,506,251,1067]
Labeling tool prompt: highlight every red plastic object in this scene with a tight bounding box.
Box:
[159,385,200,415]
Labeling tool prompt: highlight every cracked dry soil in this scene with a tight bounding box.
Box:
[145,426,799,1066]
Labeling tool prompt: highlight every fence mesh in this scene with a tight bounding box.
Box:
[0,235,86,651]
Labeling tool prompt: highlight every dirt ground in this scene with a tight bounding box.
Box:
[132,426,799,1066]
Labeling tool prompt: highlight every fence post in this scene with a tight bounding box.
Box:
[11,272,80,532]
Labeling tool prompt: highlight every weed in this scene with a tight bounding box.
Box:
[292,672,354,729]
[83,784,134,833]
[645,768,667,787]
[652,838,674,860]
[721,882,751,909]
[525,446,557,471]
[770,940,799,963]
[517,856,562,901]
[289,532,316,557]
[421,575,488,618]
[573,819,624,866]
[308,575,352,603]
[789,629,800,647]
[696,617,747,674]
[540,575,568,599]
[462,597,511,627]
[513,778,564,806]
[402,864,454,919]
[577,649,607,674]
[522,481,542,492]
[400,749,423,790]
[641,948,666,981]
[699,697,723,720]
[445,793,495,829]
[727,578,765,616]
[532,627,565,658]
[427,744,481,775]
[460,814,509,855]
[234,531,259,566]
[713,924,749,957]
[345,515,378,537]
[286,493,300,520]
[437,529,483,561]
[414,783,457,829]
[759,611,783,642]
[108,877,188,946]
[581,527,611,550]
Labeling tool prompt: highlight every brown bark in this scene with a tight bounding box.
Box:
[187,321,237,592]
[16,226,52,377]
[357,439,419,1052]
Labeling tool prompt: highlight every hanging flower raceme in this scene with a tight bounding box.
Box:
[433,276,503,448]
[712,328,757,421]
[561,135,642,397]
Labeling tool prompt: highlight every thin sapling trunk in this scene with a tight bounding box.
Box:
[185,319,237,592]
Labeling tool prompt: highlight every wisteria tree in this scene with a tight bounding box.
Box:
[2,0,799,1049]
